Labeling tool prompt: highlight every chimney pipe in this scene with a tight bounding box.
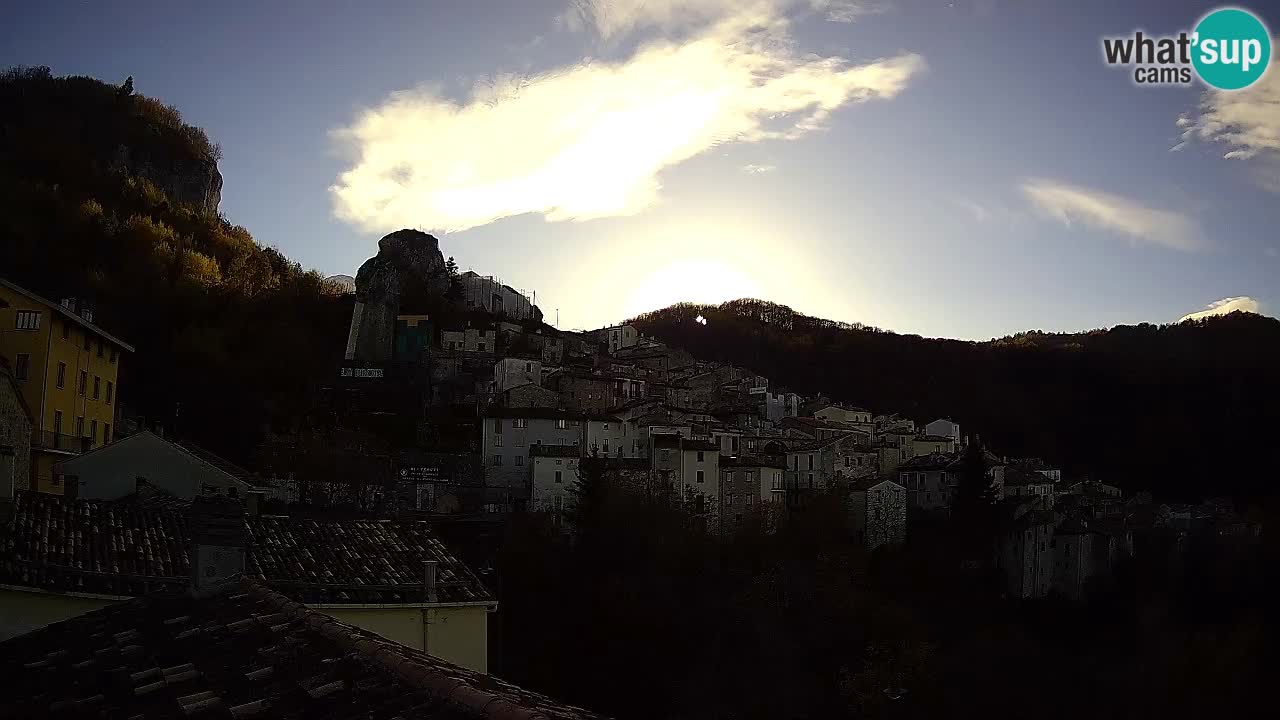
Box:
[424,560,438,603]
[189,496,246,592]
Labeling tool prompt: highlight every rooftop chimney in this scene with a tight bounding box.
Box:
[188,496,246,592]
[423,560,439,603]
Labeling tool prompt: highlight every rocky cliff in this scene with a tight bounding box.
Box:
[346,230,449,362]
[111,143,222,215]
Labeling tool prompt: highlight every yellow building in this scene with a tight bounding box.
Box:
[0,278,133,493]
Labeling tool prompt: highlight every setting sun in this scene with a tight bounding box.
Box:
[624,260,762,319]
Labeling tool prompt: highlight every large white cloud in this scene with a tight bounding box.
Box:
[1021,178,1201,252]
[1177,48,1280,191]
[329,2,923,233]
[1179,296,1261,322]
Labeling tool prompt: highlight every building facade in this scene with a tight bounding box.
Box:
[0,279,133,493]
[849,479,907,549]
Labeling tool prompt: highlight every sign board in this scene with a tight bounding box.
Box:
[340,367,385,379]
[400,466,445,483]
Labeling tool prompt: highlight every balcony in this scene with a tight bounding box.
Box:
[31,430,92,454]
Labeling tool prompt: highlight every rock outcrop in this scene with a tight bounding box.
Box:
[111,144,222,215]
[345,230,449,362]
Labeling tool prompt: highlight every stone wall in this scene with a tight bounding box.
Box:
[0,369,33,491]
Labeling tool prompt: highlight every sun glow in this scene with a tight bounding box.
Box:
[624,260,763,319]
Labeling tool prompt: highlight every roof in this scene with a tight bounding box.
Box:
[681,440,720,452]
[528,445,581,458]
[0,491,493,605]
[0,277,135,352]
[56,431,252,491]
[848,477,903,492]
[0,577,604,720]
[914,435,955,443]
[484,407,620,423]
[720,455,787,470]
[898,453,956,471]
[176,440,255,484]
[1003,468,1054,487]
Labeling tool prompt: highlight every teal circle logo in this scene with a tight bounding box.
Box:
[1192,8,1271,90]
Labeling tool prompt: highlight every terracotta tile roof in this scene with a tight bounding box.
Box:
[0,577,605,720]
[0,492,493,605]
[245,516,493,605]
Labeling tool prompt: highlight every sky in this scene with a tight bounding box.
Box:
[3,0,1277,339]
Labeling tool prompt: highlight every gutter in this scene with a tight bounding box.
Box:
[0,582,132,601]
[311,600,498,610]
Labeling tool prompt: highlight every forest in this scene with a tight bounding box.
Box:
[631,299,1280,502]
[0,66,351,461]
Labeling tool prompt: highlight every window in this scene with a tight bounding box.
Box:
[603,441,609,453]
[477,342,487,352]
[731,436,739,452]
[106,381,113,404]
[14,354,29,381]
[62,322,70,340]
[53,410,63,435]
[808,473,814,488]
[514,455,523,466]
[525,362,532,372]
[492,455,503,466]
[15,310,41,330]
[83,333,91,351]
[92,376,101,400]
[104,423,111,443]
[109,348,117,363]
[697,451,705,462]
[808,454,814,470]
[493,434,503,447]
[697,470,705,483]
[493,418,503,433]
[76,416,85,436]
[96,340,104,358]
[726,493,734,506]
[90,419,98,445]
[556,419,568,429]
[513,418,527,428]
[78,371,87,395]
[56,362,66,388]
[603,423,609,430]
[555,471,563,484]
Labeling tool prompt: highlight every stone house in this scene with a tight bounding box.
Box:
[849,477,907,549]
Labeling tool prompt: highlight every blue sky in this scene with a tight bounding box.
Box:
[4,0,1277,339]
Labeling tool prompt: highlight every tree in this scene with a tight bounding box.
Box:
[952,439,998,563]
[119,75,134,97]
[444,255,463,302]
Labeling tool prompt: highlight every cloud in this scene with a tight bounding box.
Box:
[1178,50,1280,191]
[953,198,991,223]
[330,3,923,234]
[1179,296,1261,322]
[742,163,776,174]
[560,0,888,39]
[1021,178,1201,252]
